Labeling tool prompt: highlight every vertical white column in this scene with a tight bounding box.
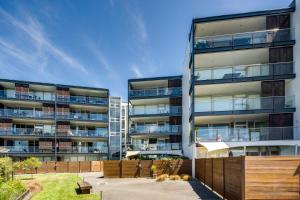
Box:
[192,143,196,178]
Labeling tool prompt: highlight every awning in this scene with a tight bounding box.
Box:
[197,142,229,152]
[125,151,141,157]
[0,147,9,153]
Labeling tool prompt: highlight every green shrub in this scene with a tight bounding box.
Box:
[0,157,13,182]
[0,180,26,200]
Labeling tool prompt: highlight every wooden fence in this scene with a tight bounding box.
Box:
[195,156,300,200]
[103,160,192,178]
[14,161,103,174]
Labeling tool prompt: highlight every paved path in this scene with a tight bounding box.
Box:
[81,173,221,200]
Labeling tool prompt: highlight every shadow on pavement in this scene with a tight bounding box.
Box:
[188,180,222,200]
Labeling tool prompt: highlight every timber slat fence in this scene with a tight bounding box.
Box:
[103,160,192,178]
[196,156,300,200]
[14,161,103,174]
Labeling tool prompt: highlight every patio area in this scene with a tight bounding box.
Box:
[81,173,221,200]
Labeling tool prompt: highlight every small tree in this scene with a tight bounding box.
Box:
[0,157,13,182]
[22,157,42,179]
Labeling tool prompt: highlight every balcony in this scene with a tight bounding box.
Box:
[0,90,55,101]
[128,143,181,151]
[130,125,181,135]
[56,95,108,106]
[0,109,54,119]
[194,62,294,84]
[129,106,182,116]
[0,146,108,154]
[56,112,108,121]
[0,128,55,137]
[194,96,295,115]
[129,87,182,98]
[194,28,295,52]
[57,129,108,137]
[195,127,299,142]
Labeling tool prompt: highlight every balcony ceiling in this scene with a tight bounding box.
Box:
[194,113,268,124]
[195,16,266,37]
[130,80,168,90]
[194,81,261,96]
[130,97,169,105]
[194,48,269,68]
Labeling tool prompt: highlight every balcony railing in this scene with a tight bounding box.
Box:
[56,95,108,105]
[57,129,108,137]
[0,109,54,119]
[129,87,182,98]
[194,62,294,81]
[0,90,55,101]
[129,106,182,116]
[56,112,108,121]
[194,96,295,112]
[195,127,299,142]
[130,125,181,135]
[194,28,295,50]
[0,146,108,153]
[128,143,182,151]
[0,128,55,136]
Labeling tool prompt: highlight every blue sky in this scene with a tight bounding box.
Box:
[0,0,293,99]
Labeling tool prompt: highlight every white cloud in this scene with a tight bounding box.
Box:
[130,64,143,78]
[0,8,88,74]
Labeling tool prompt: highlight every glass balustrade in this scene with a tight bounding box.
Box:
[129,106,182,115]
[194,96,295,112]
[1,146,108,153]
[194,62,294,81]
[129,143,181,151]
[130,125,181,134]
[194,28,295,50]
[195,127,298,142]
[0,90,55,101]
[56,112,108,121]
[0,109,54,119]
[129,87,182,98]
[56,95,108,105]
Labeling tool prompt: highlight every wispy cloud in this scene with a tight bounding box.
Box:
[130,64,143,78]
[130,10,148,44]
[0,7,88,74]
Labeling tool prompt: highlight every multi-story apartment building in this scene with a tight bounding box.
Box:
[127,76,183,158]
[183,1,300,158]
[0,79,109,161]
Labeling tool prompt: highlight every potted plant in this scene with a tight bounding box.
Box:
[150,164,157,179]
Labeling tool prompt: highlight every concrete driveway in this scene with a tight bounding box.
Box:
[81,173,221,200]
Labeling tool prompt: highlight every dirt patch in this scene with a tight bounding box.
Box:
[27,180,43,194]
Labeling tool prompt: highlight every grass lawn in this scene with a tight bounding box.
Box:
[19,174,100,200]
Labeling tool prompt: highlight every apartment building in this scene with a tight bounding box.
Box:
[127,76,183,158]
[182,1,300,158]
[0,79,109,161]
